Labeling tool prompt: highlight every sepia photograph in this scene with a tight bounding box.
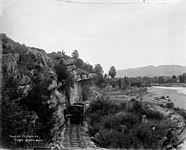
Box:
[0,0,186,149]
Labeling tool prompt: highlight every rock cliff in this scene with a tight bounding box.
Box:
[1,34,96,147]
[2,53,19,77]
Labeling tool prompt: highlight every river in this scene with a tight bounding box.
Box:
[147,86,186,109]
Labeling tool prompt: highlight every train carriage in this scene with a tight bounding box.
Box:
[69,103,84,124]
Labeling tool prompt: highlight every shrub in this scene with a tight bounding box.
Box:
[165,102,174,109]
[120,102,127,110]
[101,115,113,130]
[134,119,175,149]
[95,129,123,148]
[135,123,159,149]
[120,112,140,129]
[143,109,164,120]
[89,97,119,115]
[174,107,186,120]
[127,100,164,120]
[87,97,175,149]
[95,128,143,149]
[102,115,121,131]
[102,112,140,132]
[127,99,144,114]
[88,123,101,137]
[88,113,102,126]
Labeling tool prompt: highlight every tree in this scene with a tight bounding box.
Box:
[108,66,116,78]
[123,76,129,90]
[116,78,122,89]
[71,50,79,60]
[1,75,36,148]
[75,58,84,69]
[94,64,103,77]
[54,59,68,82]
[172,75,177,83]
[83,62,93,73]
[95,76,107,88]
[104,74,108,79]
[159,76,164,84]
[179,73,186,83]
[74,58,93,73]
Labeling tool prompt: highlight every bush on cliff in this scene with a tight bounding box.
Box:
[20,66,56,141]
[1,75,37,148]
[54,59,74,102]
[1,54,59,149]
[54,59,68,82]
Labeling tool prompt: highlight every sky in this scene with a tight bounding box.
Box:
[0,0,186,73]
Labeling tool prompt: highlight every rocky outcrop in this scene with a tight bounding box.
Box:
[48,51,65,60]
[63,58,76,66]
[63,58,96,104]
[70,82,83,104]
[27,47,54,68]
[1,34,98,149]
[2,53,19,76]
[18,75,31,94]
[19,75,31,85]
[47,73,68,142]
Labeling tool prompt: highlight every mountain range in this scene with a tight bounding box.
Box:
[116,65,186,77]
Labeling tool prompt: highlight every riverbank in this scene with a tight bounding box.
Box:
[145,86,186,109]
[94,85,186,110]
[151,83,186,87]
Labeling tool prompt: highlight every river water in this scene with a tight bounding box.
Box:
[147,86,186,109]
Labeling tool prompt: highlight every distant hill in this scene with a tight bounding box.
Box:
[116,65,186,77]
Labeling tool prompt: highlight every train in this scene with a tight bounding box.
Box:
[64,101,90,124]
[70,103,84,124]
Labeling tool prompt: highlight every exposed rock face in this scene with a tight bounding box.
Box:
[46,56,96,139]
[49,89,66,116]
[2,35,68,142]
[2,53,19,76]
[70,82,83,104]
[27,47,54,68]
[63,58,95,104]
[63,58,76,66]
[48,80,58,90]
[19,75,31,85]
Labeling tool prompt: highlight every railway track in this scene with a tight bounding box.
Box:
[63,124,86,150]
[60,123,122,150]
